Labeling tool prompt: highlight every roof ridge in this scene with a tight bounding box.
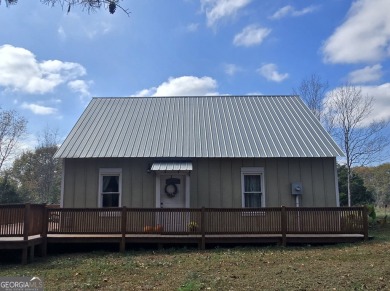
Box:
[92,95,299,99]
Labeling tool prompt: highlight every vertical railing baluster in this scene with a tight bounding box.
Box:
[281,206,287,247]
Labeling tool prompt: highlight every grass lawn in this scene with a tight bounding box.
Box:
[0,225,389,290]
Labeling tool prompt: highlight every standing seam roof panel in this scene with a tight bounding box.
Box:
[59,99,100,158]
[290,97,343,156]
[262,98,287,157]
[241,98,265,157]
[282,97,320,157]
[250,98,274,157]
[54,96,344,159]
[235,98,255,157]
[108,99,131,157]
[277,97,310,157]
[273,97,303,157]
[81,99,115,158]
[227,97,246,157]
[97,99,124,157]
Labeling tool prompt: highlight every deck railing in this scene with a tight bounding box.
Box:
[45,206,368,236]
[1,205,369,242]
[285,207,366,234]
[0,204,46,238]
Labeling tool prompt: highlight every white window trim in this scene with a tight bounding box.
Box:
[241,167,265,208]
[98,168,122,208]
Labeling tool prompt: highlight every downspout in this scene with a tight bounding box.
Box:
[60,159,65,208]
[334,158,340,207]
[295,195,300,207]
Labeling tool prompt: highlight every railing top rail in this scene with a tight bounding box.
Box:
[0,203,46,208]
[285,206,365,211]
[46,206,365,211]
[0,204,25,208]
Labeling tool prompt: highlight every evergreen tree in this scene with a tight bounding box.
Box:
[0,174,24,204]
[338,165,375,206]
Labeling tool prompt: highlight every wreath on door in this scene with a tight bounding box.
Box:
[165,183,178,198]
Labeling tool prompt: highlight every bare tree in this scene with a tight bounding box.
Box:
[35,126,62,203]
[1,0,130,15]
[293,74,328,122]
[0,108,27,171]
[37,125,59,148]
[326,85,389,206]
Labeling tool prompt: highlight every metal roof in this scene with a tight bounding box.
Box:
[54,96,344,158]
[151,162,193,171]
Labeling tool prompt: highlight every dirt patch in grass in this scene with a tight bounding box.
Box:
[1,226,389,290]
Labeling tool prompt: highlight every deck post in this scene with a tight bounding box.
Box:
[281,206,287,247]
[22,203,31,264]
[362,206,369,241]
[201,207,205,250]
[120,206,127,252]
[41,205,48,257]
[29,243,35,262]
[23,203,30,241]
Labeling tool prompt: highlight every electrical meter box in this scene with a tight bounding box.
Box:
[291,182,303,195]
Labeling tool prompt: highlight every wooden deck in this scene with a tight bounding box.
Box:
[0,235,44,265]
[42,232,366,248]
[0,204,369,264]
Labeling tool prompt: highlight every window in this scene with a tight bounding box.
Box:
[99,169,122,207]
[241,167,265,208]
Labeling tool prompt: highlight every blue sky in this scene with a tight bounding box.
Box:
[0,0,389,154]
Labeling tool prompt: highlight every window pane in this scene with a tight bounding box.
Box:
[245,193,262,208]
[244,175,261,192]
[103,175,119,192]
[102,194,119,207]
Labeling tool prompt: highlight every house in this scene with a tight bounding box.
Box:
[54,96,344,209]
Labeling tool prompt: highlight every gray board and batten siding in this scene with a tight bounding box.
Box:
[63,158,337,208]
[62,157,338,208]
[56,96,343,208]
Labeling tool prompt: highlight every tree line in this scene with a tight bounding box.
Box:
[0,113,61,204]
[354,163,390,207]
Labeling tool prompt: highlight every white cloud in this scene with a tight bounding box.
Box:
[132,76,218,96]
[134,88,155,97]
[68,80,91,97]
[59,13,113,40]
[58,26,66,41]
[21,103,58,115]
[233,25,271,47]
[201,0,252,27]
[224,63,241,76]
[270,5,318,20]
[257,63,289,82]
[186,23,200,32]
[0,44,87,94]
[348,64,383,84]
[247,92,263,95]
[360,83,390,123]
[84,21,112,39]
[271,5,293,19]
[322,0,390,64]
